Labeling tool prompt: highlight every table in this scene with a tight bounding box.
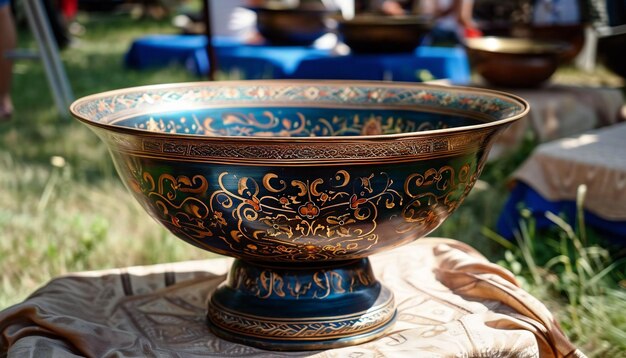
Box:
[497,122,626,244]
[0,238,584,357]
[292,46,470,83]
[488,84,625,160]
[124,34,471,84]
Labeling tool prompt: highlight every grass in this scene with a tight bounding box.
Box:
[1,11,209,309]
[1,10,625,357]
[490,189,626,357]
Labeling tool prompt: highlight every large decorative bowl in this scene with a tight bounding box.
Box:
[337,14,432,53]
[466,36,570,88]
[70,80,528,351]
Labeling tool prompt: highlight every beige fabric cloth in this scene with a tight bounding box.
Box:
[489,84,624,159]
[0,238,585,358]
[513,122,626,221]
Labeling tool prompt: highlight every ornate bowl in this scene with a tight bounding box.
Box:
[466,36,570,88]
[337,14,432,53]
[70,80,528,350]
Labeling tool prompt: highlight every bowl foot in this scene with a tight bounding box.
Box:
[207,258,396,351]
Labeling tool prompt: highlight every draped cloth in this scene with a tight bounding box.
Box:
[489,84,624,160]
[512,121,626,221]
[0,238,585,357]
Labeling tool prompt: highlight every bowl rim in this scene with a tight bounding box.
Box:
[245,5,338,14]
[465,36,571,55]
[336,14,433,26]
[69,79,529,142]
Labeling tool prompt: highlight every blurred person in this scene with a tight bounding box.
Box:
[532,0,582,25]
[0,0,16,120]
[227,0,265,43]
[374,0,481,44]
[421,0,481,43]
[375,0,419,14]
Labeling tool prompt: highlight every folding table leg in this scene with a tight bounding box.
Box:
[22,0,74,118]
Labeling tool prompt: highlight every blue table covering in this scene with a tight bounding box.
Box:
[124,34,470,84]
[496,122,626,246]
[496,182,626,244]
[292,46,469,83]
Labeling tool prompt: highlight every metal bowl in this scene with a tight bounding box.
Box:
[337,14,432,53]
[249,5,335,46]
[466,36,570,87]
[483,24,585,63]
[71,80,528,350]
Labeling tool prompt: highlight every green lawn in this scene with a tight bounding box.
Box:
[1,11,625,357]
[1,12,208,307]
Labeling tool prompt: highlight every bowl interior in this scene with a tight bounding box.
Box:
[116,106,484,137]
[73,81,527,138]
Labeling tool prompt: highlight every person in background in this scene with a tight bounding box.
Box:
[532,0,581,25]
[375,0,419,14]
[0,0,16,120]
[374,0,481,44]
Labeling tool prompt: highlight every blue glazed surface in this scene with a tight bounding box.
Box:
[207,257,396,350]
[118,154,480,261]
[120,107,482,137]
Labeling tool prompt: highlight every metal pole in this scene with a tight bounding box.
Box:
[203,0,217,81]
[23,0,73,117]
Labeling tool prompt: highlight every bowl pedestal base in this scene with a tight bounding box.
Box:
[206,258,396,351]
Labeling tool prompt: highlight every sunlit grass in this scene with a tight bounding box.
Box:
[1,12,208,308]
[484,186,626,357]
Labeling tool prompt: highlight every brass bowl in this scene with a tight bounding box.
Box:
[71,80,528,350]
[466,36,570,87]
[337,14,432,53]
[483,24,585,63]
[249,5,335,46]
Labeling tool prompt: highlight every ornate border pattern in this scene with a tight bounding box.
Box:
[103,128,493,163]
[207,294,395,340]
[73,82,525,125]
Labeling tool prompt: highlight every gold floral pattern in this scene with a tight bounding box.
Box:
[398,164,473,234]
[124,157,475,262]
[134,111,452,138]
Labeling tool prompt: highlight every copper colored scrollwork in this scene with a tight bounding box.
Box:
[137,111,449,138]
[125,158,473,261]
[398,163,473,234]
